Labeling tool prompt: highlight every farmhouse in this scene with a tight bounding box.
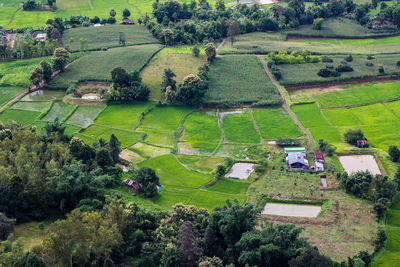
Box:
[286,152,309,169]
[123,179,141,191]
[357,139,369,148]
[122,19,135,25]
[314,150,325,163]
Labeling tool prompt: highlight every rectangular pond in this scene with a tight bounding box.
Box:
[339,155,381,175]
[261,203,321,218]
[224,162,255,179]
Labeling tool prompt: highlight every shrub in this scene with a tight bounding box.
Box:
[345,54,353,62]
[192,46,200,57]
[389,145,400,162]
[276,138,301,146]
[317,68,341,78]
[321,56,333,63]
[378,66,385,73]
[366,62,374,67]
[336,64,354,72]
[367,55,375,60]
[344,129,364,145]
[312,18,324,30]
[269,50,320,65]
[216,165,226,177]
[397,60,400,67]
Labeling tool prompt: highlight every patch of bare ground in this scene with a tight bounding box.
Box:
[290,86,343,100]
[120,149,144,163]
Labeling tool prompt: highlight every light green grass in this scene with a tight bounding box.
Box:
[0,109,40,125]
[62,24,159,52]
[203,55,281,105]
[129,142,171,159]
[0,6,18,28]
[49,44,162,89]
[153,186,195,208]
[0,86,26,106]
[42,101,75,121]
[94,103,152,130]
[177,155,224,173]
[322,109,361,126]
[252,108,302,139]
[349,103,399,125]
[207,178,250,195]
[139,154,213,188]
[309,126,341,144]
[136,127,173,147]
[82,124,141,147]
[8,11,54,28]
[10,101,50,112]
[291,104,330,128]
[140,105,193,130]
[181,110,220,144]
[222,111,260,143]
[65,105,105,127]
[190,190,246,211]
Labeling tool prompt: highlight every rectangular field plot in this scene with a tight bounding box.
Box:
[62,25,159,52]
[129,142,171,159]
[309,127,341,144]
[94,103,152,130]
[384,100,400,117]
[34,121,82,135]
[178,141,219,155]
[322,109,361,126]
[136,127,173,147]
[10,101,50,112]
[261,203,321,218]
[207,178,250,195]
[349,103,399,125]
[339,155,381,175]
[20,90,65,101]
[0,109,40,126]
[291,104,329,128]
[65,105,105,127]
[49,44,162,89]
[8,11,54,28]
[356,123,400,151]
[252,108,302,139]
[42,102,76,121]
[181,110,220,144]
[0,86,25,106]
[140,105,193,130]
[81,125,141,147]
[177,155,224,173]
[153,186,195,208]
[203,55,281,105]
[215,144,265,160]
[222,111,260,143]
[139,154,213,188]
[190,190,246,211]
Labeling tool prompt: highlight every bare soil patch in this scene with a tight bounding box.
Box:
[339,154,381,175]
[261,203,322,217]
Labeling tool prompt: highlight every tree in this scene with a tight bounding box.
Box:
[119,32,127,46]
[227,17,240,46]
[135,167,160,198]
[52,47,70,72]
[69,137,96,164]
[23,0,39,10]
[108,134,121,164]
[176,74,208,106]
[123,8,131,18]
[389,145,400,162]
[108,17,116,24]
[163,29,174,46]
[192,46,200,57]
[7,175,24,196]
[393,6,400,26]
[110,9,117,17]
[162,68,177,92]
[374,227,387,251]
[96,149,113,168]
[12,252,47,267]
[289,247,333,267]
[312,18,323,30]
[29,67,43,87]
[178,221,202,267]
[111,67,130,89]
[344,129,364,146]
[40,60,53,82]
[204,43,216,63]
[0,212,15,240]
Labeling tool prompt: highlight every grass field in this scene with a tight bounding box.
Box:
[62,25,159,52]
[140,105,193,130]
[10,101,50,112]
[48,44,162,89]
[291,104,330,128]
[65,105,105,127]
[291,81,400,108]
[190,190,246,210]
[207,178,250,195]
[252,108,302,139]
[42,101,76,121]
[322,109,361,126]
[203,55,281,105]
[222,111,260,143]
[81,124,141,147]
[139,154,213,188]
[288,35,400,46]
[129,142,171,159]
[349,103,398,125]
[136,127,173,147]
[177,155,224,173]
[8,11,54,28]
[0,6,19,28]
[94,103,152,130]
[141,48,204,100]
[279,55,400,86]
[0,109,40,126]
[0,86,25,106]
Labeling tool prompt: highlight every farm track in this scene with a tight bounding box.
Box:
[0,90,28,111]
[210,108,224,155]
[256,55,314,149]
[248,109,264,144]
[5,7,22,27]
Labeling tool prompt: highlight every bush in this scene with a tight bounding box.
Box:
[276,138,301,146]
[397,61,400,67]
[344,129,364,145]
[269,50,320,65]
[317,68,341,78]
[107,17,116,24]
[366,62,374,67]
[345,54,353,62]
[336,64,354,72]
[389,145,400,162]
[192,46,200,57]
[216,165,226,177]
[367,55,375,60]
[378,66,385,73]
[312,18,324,30]
[321,56,333,63]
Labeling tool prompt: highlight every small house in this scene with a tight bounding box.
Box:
[356,140,369,148]
[315,162,324,172]
[286,153,309,169]
[123,179,141,191]
[121,19,134,25]
[313,150,325,163]
[1,36,7,45]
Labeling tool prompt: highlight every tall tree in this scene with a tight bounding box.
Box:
[289,247,333,267]
[227,18,240,46]
[0,212,15,240]
[178,221,202,267]
[108,134,121,164]
[52,47,70,72]
[40,60,53,82]
[176,74,208,106]
[110,9,117,17]
[204,43,216,63]
[135,167,160,198]
[123,8,131,18]
[161,68,177,92]
[29,67,44,87]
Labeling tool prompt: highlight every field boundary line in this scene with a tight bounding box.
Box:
[316,103,334,127]
[248,108,264,144]
[211,108,225,155]
[61,104,79,122]
[5,7,22,27]
[256,55,314,149]
[87,0,93,9]
[0,89,28,112]
[172,154,209,174]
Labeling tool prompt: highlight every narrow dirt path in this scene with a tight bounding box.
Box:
[211,108,225,155]
[249,108,265,144]
[256,55,314,149]
[0,90,27,111]
[5,7,22,27]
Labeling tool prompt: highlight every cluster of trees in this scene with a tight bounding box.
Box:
[0,38,58,60]
[161,62,210,106]
[109,67,150,103]
[23,0,56,10]
[65,8,132,27]
[344,129,368,147]
[3,199,337,266]
[269,50,320,65]
[0,121,123,223]
[318,55,355,77]
[29,48,70,88]
[44,18,65,40]
[318,139,336,156]
[369,2,400,29]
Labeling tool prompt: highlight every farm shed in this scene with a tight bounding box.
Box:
[122,19,134,25]
[313,150,325,163]
[284,147,306,154]
[286,153,309,169]
[357,140,369,148]
[123,179,140,191]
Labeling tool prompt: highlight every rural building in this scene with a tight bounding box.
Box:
[286,153,309,169]
[315,162,324,172]
[284,147,306,155]
[123,179,141,191]
[313,150,325,163]
[356,140,369,148]
[122,19,134,25]
[1,36,7,45]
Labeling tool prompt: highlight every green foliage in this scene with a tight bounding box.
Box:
[135,167,160,198]
[313,18,324,30]
[176,74,208,107]
[339,171,373,198]
[205,43,216,63]
[269,50,320,65]
[389,145,400,162]
[192,46,200,57]
[344,129,364,145]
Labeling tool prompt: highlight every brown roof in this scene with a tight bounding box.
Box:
[313,150,324,160]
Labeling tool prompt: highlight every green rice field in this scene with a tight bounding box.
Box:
[140,105,193,130]
[0,109,40,126]
[10,101,50,112]
[42,101,76,121]
[0,86,25,106]
[65,105,105,127]
[222,111,260,144]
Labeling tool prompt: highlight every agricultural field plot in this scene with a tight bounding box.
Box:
[152,186,195,208]
[291,104,330,128]
[309,126,341,144]
[207,178,250,195]
[34,120,82,135]
[62,25,159,52]
[279,55,400,86]
[0,57,51,87]
[177,155,225,173]
[290,81,400,108]
[21,89,65,101]
[0,109,40,126]
[288,35,400,46]
[222,111,260,143]
[203,55,281,105]
[322,109,361,126]
[138,154,213,188]
[65,105,105,127]
[252,108,302,139]
[81,124,141,147]
[48,44,162,89]
[94,103,152,130]
[189,190,247,211]
[0,86,25,106]
[41,101,76,121]
[136,127,173,147]
[10,101,50,112]
[8,11,54,28]
[129,142,171,159]
[349,103,398,125]
[141,48,204,100]
[215,144,266,160]
[140,105,193,130]
[0,6,18,28]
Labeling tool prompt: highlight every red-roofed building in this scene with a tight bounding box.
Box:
[313,150,325,163]
[357,140,369,148]
[124,179,141,191]
[121,19,134,25]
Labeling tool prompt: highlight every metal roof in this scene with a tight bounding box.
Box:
[284,147,306,153]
